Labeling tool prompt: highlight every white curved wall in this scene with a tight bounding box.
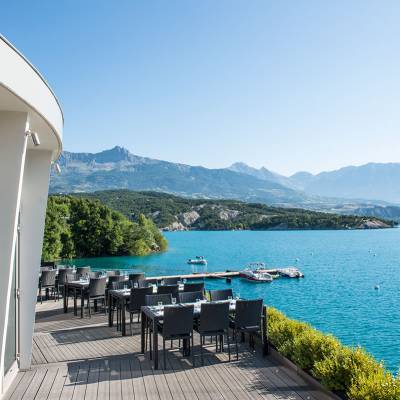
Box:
[0,36,63,397]
[0,35,63,157]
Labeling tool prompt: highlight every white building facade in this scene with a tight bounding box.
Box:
[0,36,63,396]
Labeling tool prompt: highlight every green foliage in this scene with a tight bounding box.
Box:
[71,190,396,231]
[267,307,400,399]
[42,196,168,260]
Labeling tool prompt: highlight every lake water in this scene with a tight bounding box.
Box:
[65,229,400,373]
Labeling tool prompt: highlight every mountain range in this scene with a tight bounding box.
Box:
[50,146,400,219]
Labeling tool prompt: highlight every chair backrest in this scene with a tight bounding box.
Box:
[58,268,75,285]
[163,305,194,337]
[107,270,121,277]
[41,269,57,286]
[162,277,181,285]
[41,261,56,269]
[107,275,125,288]
[145,293,172,306]
[66,273,77,282]
[111,280,133,290]
[76,266,91,277]
[209,289,233,301]
[89,271,104,279]
[144,278,159,286]
[199,302,230,333]
[137,279,150,288]
[234,299,263,329]
[128,272,145,283]
[183,282,204,293]
[88,277,107,297]
[178,291,204,304]
[129,286,154,311]
[157,284,179,297]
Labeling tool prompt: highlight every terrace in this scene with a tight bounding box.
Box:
[3,273,336,400]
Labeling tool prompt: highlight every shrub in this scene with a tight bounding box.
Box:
[267,307,400,399]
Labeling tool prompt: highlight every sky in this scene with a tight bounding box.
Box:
[1,1,400,176]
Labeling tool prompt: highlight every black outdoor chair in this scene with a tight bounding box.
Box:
[230,299,263,359]
[107,275,125,288]
[41,261,56,269]
[89,271,104,279]
[57,268,74,298]
[157,284,179,299]
[183,282,205,293]
[178,291,204,304]
[162,277,181,285]
[144,278,159,286]
[107,270,121,277]
[38,269,58,303]
[209,288,233,301]
[145,293,173,306]
[159,305,195,369]
[196,302,231,364]
[127,286,154,331]
[76,266,91,278]
[83,277,107,317]
[128,272,145,283]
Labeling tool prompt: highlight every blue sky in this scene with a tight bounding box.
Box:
[2,1,400,175]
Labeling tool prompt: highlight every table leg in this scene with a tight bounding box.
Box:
[73,289,77,316]
[108,293,114,327]
[81,290,84,318]
[63,284,68,313]
[121,298,126,336]
[153,318,158,369]
[141,311,146,353]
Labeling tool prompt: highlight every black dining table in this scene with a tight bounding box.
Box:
[140,300,237,370]
[108,284,185,336]
[63,280,89,317]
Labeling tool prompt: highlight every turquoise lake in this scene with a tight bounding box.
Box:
[65,229,400,373]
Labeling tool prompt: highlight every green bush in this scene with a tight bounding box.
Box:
[267,307,400,399]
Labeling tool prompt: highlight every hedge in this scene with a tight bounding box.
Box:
[267,308,400,399]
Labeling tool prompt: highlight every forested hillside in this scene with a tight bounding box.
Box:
[42,196,168,260]
[72,190,395,231]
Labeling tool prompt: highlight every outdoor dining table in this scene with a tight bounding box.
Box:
[108,284,185,336]
[140,300,237,370]
[63,280,89,317]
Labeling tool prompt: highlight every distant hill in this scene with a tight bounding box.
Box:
[51,146,315,206]
[71,190,395,231]
[50,147,400,214]
[289,163,400,204]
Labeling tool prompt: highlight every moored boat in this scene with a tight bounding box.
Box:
[187,256,208,265]
[240,262,273,282]
[277,267,304,278]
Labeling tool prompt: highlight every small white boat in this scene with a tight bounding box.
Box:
[240,263,273,282]
[277,267,304,278]
[187,256,207,265]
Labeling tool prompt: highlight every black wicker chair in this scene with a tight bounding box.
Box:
[159,305,195,369]
[145,293,172,306]
[83,277,107,317]
[178,291,204,304]
[127,286,154,331]
[209,289,233,301]
[57,268,74,298]
[38,269,58,303]
[107,270,121,277]
[128,272,145,283]
[157,284,179,299]
[162,277,181,285]
[183,282,205,293]
[230,299,263,359]
[76,266,91,278]
[196,302,231,364]
[89,271,104,279]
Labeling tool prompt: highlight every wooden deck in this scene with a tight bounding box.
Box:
[4,300,336,400]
